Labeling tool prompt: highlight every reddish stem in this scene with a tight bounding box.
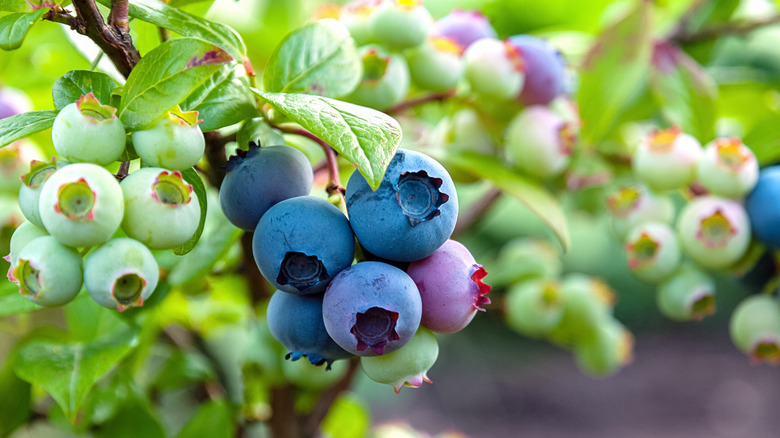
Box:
[385,90,456,114]
[276,125,344,196]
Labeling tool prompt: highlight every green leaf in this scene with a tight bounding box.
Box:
[445,151,570,251]
[744,115,780,165]
[52,70,118,111]
[0,110,57,148]
[180,64,257,132]
[118,37,232,130]
[95,0,246,63]
[236,117,286,149]
[650,41,717,142]
[176,400,233,438]
[263,19,361,97]
[577,1,653,144]
[254,90,402,190]
[0,290,41,316]
[168,192,242,286]
[0,357,30,436]
[172,168,208,256]
[0,9,47,51]
[95,390,165,438]
[65,294,132,343]
[12,328,138,422]
[320,393,370,438]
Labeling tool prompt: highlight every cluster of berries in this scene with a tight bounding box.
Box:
[4,91,205,312]
[497,238,633,377]
[606,127,780,363]
[220,145,490,392]
[336,0,568,115]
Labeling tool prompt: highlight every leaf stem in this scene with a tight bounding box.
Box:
[275,124,344,198]
[385,89,456,115]
[89,51,104,71]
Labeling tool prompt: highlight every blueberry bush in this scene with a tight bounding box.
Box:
[1,0,780,436]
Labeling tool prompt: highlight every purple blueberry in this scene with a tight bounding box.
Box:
[322,261,422,356]
[266,290,353,368]
[345,149,458,262]
[253,196,355,295]
[506,35,567,106]
[429,9,497,51]
[220,145,313,231]
[0,86,32,120]
[406,240,491,333]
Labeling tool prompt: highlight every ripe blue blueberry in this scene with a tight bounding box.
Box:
[253,196,355,295]
[746,166,780,248]
[220,145,313,231]
[322,261,422,356]
[346,149,458,262]
[506,35,567,106]
[267,290,353,368]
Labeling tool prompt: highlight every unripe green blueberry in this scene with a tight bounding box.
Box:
[697,137,758,199]
[676,195,751,269]
[0,140,44,193]
[132,110,205,171]
[52,93,126,166]
[435,108,497,155]
[606,184,675,239]
[406,36,464,92]
[18,158,58,228]
[9,236,83,306]
[369,0,432,50]
[504,279,564,338]
[120,168,200,249]
[338,0,382,45]
[346,45,410,111]
[656,264,716,321]
[729,295,780,365]
[490,238,562,287]
[360,328,438,393]
[5,221,48,273]
[632,127,702,192]
[548,274,616,347]
[84,237,159,312]
[38,163,124,248]
[574,317,633,377]
[624,222,681,283]
[463,38,525,99]
[506,105,577,179]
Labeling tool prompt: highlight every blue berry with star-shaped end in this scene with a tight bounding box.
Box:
[746,166,780,248]
[322,261,422,357]
[267,290,353,369]
[253,196,355,295]
[346,149,458,262]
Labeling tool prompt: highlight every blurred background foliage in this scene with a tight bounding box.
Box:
[2,0,780,437]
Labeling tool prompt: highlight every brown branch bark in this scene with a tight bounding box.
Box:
[70,0,140,77]
[453,187,502,237]
[671,14,780,45]
[302,357,361,437]
[385,90,456,115]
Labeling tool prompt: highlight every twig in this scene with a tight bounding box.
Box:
[275,125,344,197]
[671,14,780,45]
[202,131,233,188]
[302,357,361,437]
[385,90,456,115]
[70,0,140,77]
[241,232,270,304]
[453,187,502,237]
[115,160,130,180]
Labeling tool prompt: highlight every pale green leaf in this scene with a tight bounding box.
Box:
[0,9,47,51]
[0,110,57,148]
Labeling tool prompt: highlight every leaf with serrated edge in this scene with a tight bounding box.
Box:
[118,38,231,130]
[12,328,138,422]
[0,111,57,148]
[53,70,118,110]
[180,63,257,132]
[0,9,47,51]
[263,19,361,97]
[254,90,401,190]
[236,117,285,149]
[95,0,246,63]
[446,151,570,251]
[577,2,652,144]
[172,168,208,256]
